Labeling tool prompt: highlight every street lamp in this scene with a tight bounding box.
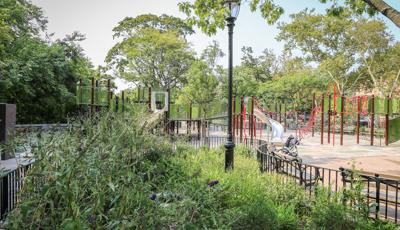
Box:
[223,0,240,171]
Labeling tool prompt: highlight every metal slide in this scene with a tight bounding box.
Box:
[254,107,284,143]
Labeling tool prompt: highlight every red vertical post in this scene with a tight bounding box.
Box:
[340,94,344,146]
[321,94,325,145]
[356,96,361,144]
[385,96,390,146]
[240,96,244,143]
[312,93,315,137]
[370,95,375,146]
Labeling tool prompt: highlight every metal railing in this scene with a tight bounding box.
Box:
[0,164,31,220]
[256,139,400,224]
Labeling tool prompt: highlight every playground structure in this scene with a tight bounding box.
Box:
[260,91,400,147]
[76,78,287,144]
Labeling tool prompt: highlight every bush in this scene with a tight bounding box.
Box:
[5,114,399,229]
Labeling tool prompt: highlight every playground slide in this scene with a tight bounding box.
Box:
[254,107,284,142]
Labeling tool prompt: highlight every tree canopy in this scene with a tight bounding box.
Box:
[178,0,400,35]
[106,15,195,89]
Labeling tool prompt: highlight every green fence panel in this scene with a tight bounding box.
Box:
[389,117,400,144]
[235,97,241,114]
[393,99,400,114]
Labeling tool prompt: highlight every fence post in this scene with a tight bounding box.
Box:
[312,93,315,137]
[340,94,344,146]
[371,95,375,146]
[115,96,119,113]
[357,96,361,144]
[321,94,325,145]
[375,174,380,219]
[122,90,125,113]
[1,175,8,219]
[148,87,152,110]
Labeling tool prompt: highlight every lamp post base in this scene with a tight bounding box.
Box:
[224,140,235,171]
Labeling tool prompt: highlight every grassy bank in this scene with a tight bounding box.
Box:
[5,114,398,229]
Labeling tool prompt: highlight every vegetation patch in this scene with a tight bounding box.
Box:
[5,115,399,229]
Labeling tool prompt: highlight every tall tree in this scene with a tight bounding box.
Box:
[277,11,387,95]
[179,60,218,118]
[178,0,400,35]
[106,15,195,90]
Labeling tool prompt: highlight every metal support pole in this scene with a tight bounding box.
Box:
[148,87,152,110]
[224,17,235,171]
[233,97,236,139]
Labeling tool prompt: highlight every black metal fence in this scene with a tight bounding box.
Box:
[0,164,31,220]
[256,139,400,224]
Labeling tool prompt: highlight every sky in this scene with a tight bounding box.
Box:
[31,0,400,91]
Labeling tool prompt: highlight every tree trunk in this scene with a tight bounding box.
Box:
[363,0,400,28]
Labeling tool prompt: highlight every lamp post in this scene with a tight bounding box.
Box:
[223,0,240,171]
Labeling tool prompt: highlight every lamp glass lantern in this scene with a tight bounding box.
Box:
[223,0,240,19]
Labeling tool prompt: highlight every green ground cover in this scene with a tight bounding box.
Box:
[4,114,399,229]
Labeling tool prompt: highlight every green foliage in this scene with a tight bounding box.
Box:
[106,15,195,89]
[0,0,94,123]
[5,115,399,229]
[258,70,327,110]
[177,0,386,35]
[179,60,218,118]
[277,10,398,96]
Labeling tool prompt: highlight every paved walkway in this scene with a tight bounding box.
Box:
[298,132,400,178]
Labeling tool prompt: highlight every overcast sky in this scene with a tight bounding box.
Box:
[31,0,400,91]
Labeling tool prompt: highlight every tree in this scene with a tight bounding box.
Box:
[277,11,388,95]
[178,0,400,35]
[200,40,225,75]
[179,60,218,118]
[106,15,195,90]
[348,19,400,97]
[0,0,94,123]
[258,70,327,111]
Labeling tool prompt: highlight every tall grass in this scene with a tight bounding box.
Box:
[4,114,399,229]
